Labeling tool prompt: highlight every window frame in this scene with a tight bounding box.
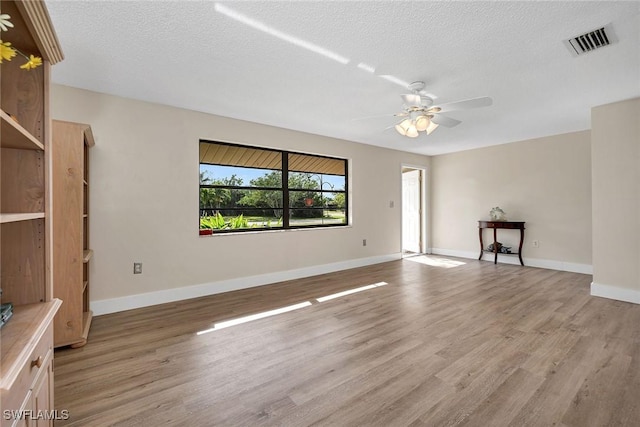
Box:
[199,140,349,233]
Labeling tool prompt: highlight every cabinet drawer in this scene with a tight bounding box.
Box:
[1,324,53,427]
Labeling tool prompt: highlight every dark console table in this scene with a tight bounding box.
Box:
[478,221,526,266]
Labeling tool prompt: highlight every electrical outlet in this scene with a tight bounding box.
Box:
[532,240,539,248]
[133,262,142,274]
[363,239,367,246]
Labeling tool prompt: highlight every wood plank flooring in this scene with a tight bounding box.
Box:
[54,256,640,426]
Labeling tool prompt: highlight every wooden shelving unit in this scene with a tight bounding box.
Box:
[0,0,64,423]
[52,120,95,348]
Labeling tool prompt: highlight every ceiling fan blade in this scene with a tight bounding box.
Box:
[436,96,493,113]
[431,114,462,128]
[418,91,438,100]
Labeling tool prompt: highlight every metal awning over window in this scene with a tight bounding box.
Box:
[199,142,345,176]
[199,142,282,169]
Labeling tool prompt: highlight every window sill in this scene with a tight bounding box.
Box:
[199,224,352,237]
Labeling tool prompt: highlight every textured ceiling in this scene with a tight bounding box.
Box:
[47,1,640,155]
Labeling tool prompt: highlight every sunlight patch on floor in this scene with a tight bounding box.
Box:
[197,282,390,335]
[197,301,312,335]
[316,282,388,302]
[405,255,466,268]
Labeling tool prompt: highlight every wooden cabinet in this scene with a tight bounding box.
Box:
[0,304,60,427]
[0,0,64,423]
[52,121,94,348]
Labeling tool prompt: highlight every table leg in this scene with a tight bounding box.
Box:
[518,228,525,266]
[478,228,484,260]
[493,228,498,264]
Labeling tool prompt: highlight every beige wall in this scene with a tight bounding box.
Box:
[591,97,640,303]
[51,85,431,313]
[431,131,592,271]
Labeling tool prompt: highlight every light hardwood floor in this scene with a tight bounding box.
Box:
[54,256,640,426]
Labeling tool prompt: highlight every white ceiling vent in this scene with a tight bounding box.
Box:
[564,24,616,57]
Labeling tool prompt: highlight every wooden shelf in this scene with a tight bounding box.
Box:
[0,109,44,151]
[482,250,520,256]
[0,300,62,390]
[0,212,45,224]
[82,249,93,263]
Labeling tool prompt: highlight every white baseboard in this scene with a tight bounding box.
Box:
[92,253,402,315]
[591,282,640,304]
[430,248,593,275]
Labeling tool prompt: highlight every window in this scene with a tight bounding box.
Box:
[199,140,348,233]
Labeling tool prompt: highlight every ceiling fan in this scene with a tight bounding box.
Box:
[393,81,492,138]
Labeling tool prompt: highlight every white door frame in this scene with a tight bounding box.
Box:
[400,164,428,257]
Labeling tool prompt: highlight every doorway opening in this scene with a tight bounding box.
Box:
[401,166,427,258]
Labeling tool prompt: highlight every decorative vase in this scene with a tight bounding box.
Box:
[489,207,507,221]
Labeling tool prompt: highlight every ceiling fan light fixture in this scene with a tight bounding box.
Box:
[415,114,431,131]
[390,83,490,139]
[425,121,439,135]
[395,118,412,136]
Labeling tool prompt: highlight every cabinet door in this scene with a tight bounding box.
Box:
[7,392,31,427]
[29,361,53,427]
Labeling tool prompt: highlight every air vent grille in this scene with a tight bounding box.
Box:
[564,24,615,56]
